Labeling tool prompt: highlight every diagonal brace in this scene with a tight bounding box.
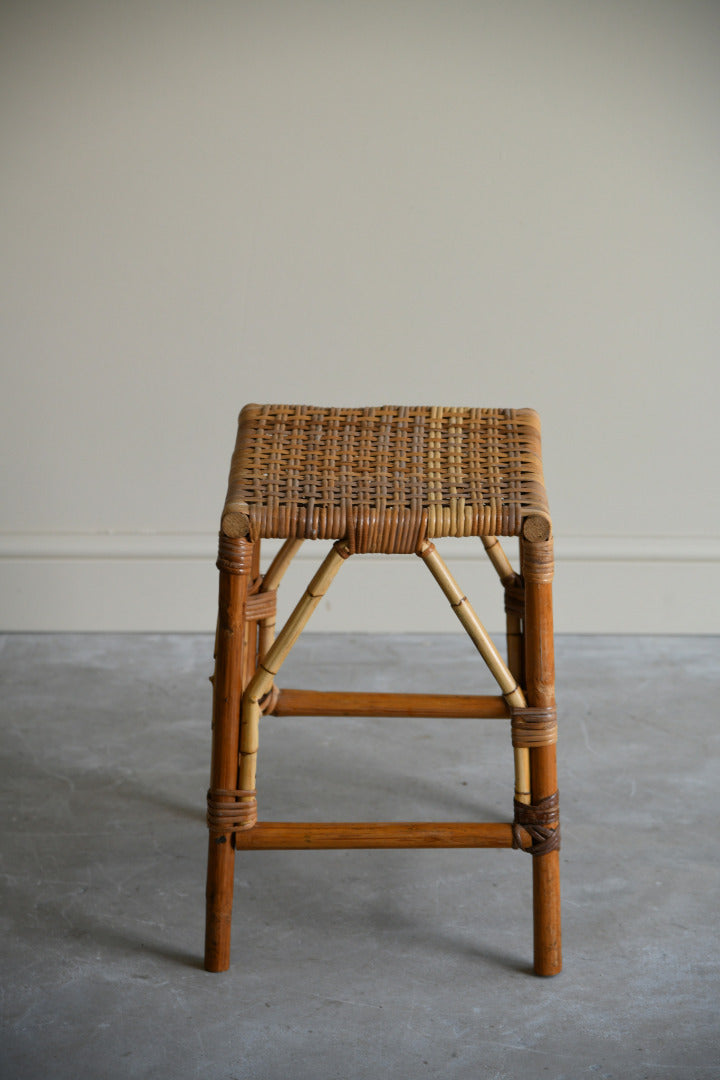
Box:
[418,541,530,803]
[237,541,350,810]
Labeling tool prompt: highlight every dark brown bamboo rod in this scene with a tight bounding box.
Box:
[522,524,561,977]
[506,612,524,684]
[233,821,530,850]
[242,541,262,687]
[272,689,509,719]
[205,542,253,973]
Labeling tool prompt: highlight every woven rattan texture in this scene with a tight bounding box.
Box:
[223,405,550,554]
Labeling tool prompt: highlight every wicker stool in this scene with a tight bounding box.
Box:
[205,405,560,975]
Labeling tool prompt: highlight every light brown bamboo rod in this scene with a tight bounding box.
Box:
[238,542,349,796]
[258,621,275,667]
[205,547,252,973]
[257,538,304,664]
[259,542,348,679]
[418,542,531,802]
[523,528,561,977]
[512,748,531,805]
[272,688,508,718]
[262,538,305,591]
[481,535,516,584]
[419,543,522,701]
[233,821,530,850]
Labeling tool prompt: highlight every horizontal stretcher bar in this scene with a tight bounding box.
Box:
[233,822,529,850]
[270,689,509,719]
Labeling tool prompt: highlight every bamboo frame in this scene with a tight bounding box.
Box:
[418,541,530,804]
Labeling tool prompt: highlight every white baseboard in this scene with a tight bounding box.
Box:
[1,533,718,633]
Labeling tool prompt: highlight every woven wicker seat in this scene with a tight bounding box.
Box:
[205,404,561,976]
[221,404,550,551]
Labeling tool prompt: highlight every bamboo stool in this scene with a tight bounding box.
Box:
[205,405,560,975]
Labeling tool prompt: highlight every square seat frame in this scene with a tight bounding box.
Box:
[204,406,561,975]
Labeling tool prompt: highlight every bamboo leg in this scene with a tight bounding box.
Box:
[522,518,561,977]
[238,541,349,806]
[418,541,530,804]
[204,536,255,973]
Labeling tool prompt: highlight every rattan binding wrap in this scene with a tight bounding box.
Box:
[222,405,550,554]
[510,705,558,748]
[513,791,560,856]
[207,789,258,834]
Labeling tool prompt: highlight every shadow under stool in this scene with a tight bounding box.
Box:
[204,404,561,976]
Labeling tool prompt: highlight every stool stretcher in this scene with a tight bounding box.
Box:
[232,821,531,850]
[271,689,508,719]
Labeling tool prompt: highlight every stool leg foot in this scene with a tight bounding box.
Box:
[204,836,235,972]
[533,849,562,975]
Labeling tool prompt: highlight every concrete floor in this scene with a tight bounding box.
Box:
[1,633,718,1079]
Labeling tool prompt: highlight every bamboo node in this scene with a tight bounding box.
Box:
[512,791,560,855]
[510,705,557,747]
[207,788,257,833]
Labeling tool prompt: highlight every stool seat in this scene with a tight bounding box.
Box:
[222,404,550,553]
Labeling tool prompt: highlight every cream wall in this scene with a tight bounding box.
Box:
[1,1,719,633]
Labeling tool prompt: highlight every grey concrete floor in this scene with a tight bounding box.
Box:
[1,633,718,1080]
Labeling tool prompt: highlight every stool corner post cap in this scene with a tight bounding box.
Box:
[522,514,552,543]
[221,503,251,538]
